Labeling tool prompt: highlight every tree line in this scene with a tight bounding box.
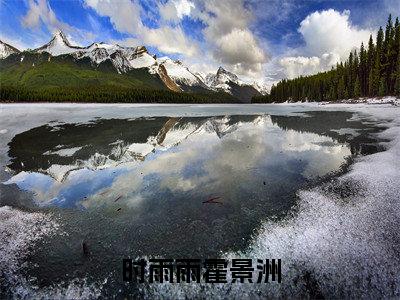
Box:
[253,15,400,103]
[0,85,236,104]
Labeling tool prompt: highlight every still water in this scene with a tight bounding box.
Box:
[0,104,389,298]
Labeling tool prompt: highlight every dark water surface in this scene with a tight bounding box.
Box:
[0,105,390,298]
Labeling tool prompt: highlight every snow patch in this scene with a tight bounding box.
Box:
[43,146,83,157]
[157,57,202,86]
[36,30,83,56]
[338,96,400,106]
[129,52,156,69]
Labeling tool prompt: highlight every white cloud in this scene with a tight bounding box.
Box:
[21,0,95,46]
[143,26,197,56]
[195,0,267,77]
[159,1,178,22]
[0,34,30,50]
[159,0,195,22]
[214,28,266,76]
[278,9,373,80]
[280,52,340,79]
[299,9,372,60]
[22,0,72,32]
[84,0,198,56]
[84,0,143,34]
[21,0,265,79]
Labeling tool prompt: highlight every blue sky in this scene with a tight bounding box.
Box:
[0,0,399,84]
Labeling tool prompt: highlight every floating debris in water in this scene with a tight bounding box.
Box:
[203,196,223,205]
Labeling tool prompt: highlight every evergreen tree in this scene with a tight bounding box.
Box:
[376,26,384,58]
[337,77,346,99]
[353,76,361,98]
[395,52,400,96]
[359,42,368,95]
[378,77,387,96]
[367,34,375,67]
[369,55,381,96]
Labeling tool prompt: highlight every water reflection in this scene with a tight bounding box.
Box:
[4,113,364,210]
[270,111,384,155]
[2,111,385,293]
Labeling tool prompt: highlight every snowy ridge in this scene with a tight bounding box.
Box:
[75,42,121,64]
[203,67,263,102]
[251,81,269,95]
[34,31,156,72]
[157,57,205,87]
[205,67,245,93]
[35,30,84,56]
[335,96,400,106]
[124,46,157,69]
[3,30,267,95]
[0,40,20,59]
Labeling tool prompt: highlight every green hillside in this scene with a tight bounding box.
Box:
[0,52,165,90]
[0,52,236,103]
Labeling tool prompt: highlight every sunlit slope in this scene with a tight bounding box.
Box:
[0,52,236,103]
[0,52,166,90]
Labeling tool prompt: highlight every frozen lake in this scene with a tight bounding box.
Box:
[1,103,400,298]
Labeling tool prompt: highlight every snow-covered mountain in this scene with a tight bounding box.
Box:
[2,30,267,98]
[0,40,20,59]
[33,31,153,72]
[35,30,84,56]
[204,67,262,102]
[125,46,157,69]
[206,67,243,92]
[251,81,269,95]
[157,57,207,90]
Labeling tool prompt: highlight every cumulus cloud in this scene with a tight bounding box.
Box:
[280,52,340,79]
[279,9,373,79]
[85,0,266,76]
[21,0,266,78]
[84,0,197,56]
[214,28,265,76]
[197,0,267,77]
[144,27,197,56]
[299,9,372,59]
[159,0,195,22]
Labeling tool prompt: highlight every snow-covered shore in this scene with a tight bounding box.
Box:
[241,105,400,298]
[279,96,400,106]
[147,103,400,298]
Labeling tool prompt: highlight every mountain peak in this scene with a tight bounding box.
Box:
[0,40,20,58]
[52,30,71,46]
[54,29,65,37]
[35,29,82,56]
[217,66,227,73]
[215,66,238,83]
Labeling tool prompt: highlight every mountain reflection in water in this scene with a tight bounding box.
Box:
[1,110,386,295]
[5,111,383,212]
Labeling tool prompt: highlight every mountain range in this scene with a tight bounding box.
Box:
[0,31,266,103]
